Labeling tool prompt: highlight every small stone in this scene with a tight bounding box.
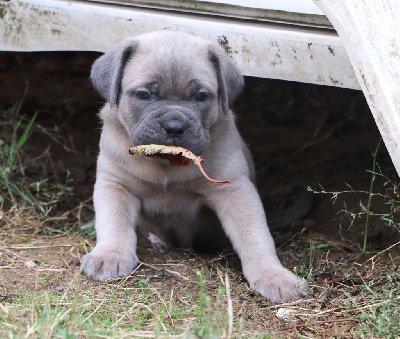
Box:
[25,260,36,268]
[275,308,298,319]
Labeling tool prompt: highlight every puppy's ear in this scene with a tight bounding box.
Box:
[91,39,139,107]
[208,45,244,115]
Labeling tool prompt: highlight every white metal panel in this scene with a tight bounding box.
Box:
[86,0,332,28]
[195,0,324,15]
[313,0,400,176]
[0,0,360,89]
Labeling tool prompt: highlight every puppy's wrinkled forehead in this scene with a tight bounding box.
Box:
[122,33,218,95]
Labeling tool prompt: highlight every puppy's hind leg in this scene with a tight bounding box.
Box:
[148,233,170,251]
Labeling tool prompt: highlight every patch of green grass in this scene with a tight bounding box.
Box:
[0,270,249,338]
[41,273,58,281]
[191,271,228,338]
[0,94,91,234]
[348,269,400,338]
[2,281,149,337]
[0,108,43,211]
[1,112,60,211]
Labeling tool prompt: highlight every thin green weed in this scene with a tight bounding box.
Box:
[185,269,244,339]
[0,92,81,232]
[309,139,400,253]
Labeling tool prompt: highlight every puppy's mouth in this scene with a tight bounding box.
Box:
[138,144,193,158]
[132,144,191,167]
[151,153,173,161]
[129,117,210,156]
[139,141,207,157]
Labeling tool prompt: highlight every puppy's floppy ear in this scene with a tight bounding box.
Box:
[208,45,244,115]
[90,38,139,107]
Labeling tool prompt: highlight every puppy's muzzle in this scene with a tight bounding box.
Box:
[130,106,210,156]
[161,119,187,139]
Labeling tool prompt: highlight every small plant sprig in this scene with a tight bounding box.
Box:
[0,110,42,208]
[308,139,400,253]
[0,90,75,221]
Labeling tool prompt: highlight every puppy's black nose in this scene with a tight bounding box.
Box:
[162,120,186,139]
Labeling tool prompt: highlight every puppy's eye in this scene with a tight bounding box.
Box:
[195,91,209,102]
[136,90,151,100]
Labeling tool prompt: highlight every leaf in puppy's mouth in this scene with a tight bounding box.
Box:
[128,144,230,184]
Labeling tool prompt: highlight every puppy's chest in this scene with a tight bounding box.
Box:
[141,186,203,217]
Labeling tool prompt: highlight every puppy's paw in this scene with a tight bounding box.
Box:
[148,233,170,251]
[248,267,308,304]
[80,247,139,282]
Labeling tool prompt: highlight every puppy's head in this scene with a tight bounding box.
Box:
[91,31,243,155]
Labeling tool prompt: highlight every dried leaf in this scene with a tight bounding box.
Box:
[128,144,230,184]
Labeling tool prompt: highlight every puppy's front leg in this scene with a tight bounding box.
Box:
[207,178,308,303]
[81,179,140,282]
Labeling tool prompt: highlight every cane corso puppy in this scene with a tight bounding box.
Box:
[80,31,307,303]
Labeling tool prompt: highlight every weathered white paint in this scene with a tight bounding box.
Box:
[0,0,360,89]
[313,0,400,176]
[89,0,332,28]
[195,0,324,15]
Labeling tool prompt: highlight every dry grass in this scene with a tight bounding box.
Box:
[1,227,399,337]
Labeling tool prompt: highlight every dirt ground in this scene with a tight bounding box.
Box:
[1,51,400,336]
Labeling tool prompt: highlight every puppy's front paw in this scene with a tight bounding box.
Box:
[80,246,139,282]
[248,267,308,304]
